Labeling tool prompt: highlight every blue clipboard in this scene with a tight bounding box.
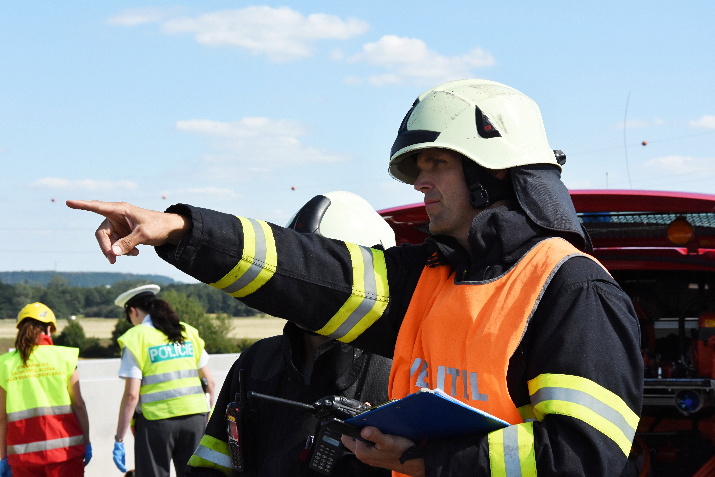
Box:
[344,388,509,442]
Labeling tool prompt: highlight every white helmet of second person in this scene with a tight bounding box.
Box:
[388,79,559,184]
[287,191,396,249]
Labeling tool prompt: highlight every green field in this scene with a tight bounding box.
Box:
[0,316,287,354]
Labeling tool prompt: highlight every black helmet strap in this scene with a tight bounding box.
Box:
[462,158,515,210]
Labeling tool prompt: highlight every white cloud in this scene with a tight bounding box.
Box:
[107,8,174,26]
[643,155,715,175]
[161,7,368,62]
[176,117,346,176]
[690,115,715,129]
[348,35,495,85]
[618,118,666,129]
[30,178,139,191]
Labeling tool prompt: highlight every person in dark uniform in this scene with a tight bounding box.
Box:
[186,191,394,476]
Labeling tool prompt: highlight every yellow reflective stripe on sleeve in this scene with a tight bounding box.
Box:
[529,373,639,455]
[316,243,389,343]
[210,217,277,298]
[187,434,233,476]
[517,404,537,422]
[488,422,537,477]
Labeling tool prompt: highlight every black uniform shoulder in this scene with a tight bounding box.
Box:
[547,254,625,298]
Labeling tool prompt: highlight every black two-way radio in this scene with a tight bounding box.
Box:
[226,369,252,472]
[248,392,370,475]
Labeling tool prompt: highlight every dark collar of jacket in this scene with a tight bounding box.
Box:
[282,321,368,392]
[425,202,550,281]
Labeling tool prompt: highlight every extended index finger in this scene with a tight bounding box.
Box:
[66,199,120,217]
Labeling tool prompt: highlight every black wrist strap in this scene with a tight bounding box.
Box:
[399,445,424,464]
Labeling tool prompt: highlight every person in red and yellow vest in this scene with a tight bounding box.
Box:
[112,285,215,477]
[0,302,91,477]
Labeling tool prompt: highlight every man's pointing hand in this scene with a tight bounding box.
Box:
[66,200,190,264]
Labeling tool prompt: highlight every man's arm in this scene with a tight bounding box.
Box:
[67,200,421,356]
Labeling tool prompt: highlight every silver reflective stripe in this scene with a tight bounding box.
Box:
[193,444,233,470]
[141,385,205,404]
[142,368,199,386]
[502,425,522,477]
[532,386,636,442]
[8,435,84,455]
[329,246,379,340]
[6,405,73,423]
[219,218,267,294]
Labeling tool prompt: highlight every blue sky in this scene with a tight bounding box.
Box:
[2,1,714,284]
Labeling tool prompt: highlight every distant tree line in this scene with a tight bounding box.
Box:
[0,276,263,357]
[52,289,257,357]
[0,270,175,288]
[0,276,259,321]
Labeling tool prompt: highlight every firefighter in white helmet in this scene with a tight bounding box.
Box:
[68,78,642,477]
[185,191,393,477]
[0,303,91,477]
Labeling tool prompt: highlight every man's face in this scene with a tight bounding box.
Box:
[413,148,477,242]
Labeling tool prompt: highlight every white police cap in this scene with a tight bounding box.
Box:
[115,284,160,308]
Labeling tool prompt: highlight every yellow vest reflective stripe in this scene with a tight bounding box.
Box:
[142,368,200,385]
[529,373,639,455]
[488,422,537,476]
[141,382,205,404]
[6,404,73,422]
[317,242,389,343]
[188,434,233,476]
[517,404,537,423]
[7,435,86,456]
[211,217,277,298]
[119,323,208,420]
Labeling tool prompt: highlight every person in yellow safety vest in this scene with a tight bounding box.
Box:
[112,285,216,477]
[0,302,91,477]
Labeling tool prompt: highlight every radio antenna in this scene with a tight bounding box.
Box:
[623,92,633,188]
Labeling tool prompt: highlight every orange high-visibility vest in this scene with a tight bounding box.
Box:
[0,345,85,466]
[390,238,593,425]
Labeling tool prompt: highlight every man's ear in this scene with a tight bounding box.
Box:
[494,169,509,180]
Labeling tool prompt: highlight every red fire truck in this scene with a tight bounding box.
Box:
[379,189,715,476]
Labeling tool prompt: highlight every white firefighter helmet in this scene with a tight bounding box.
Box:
[389,79,560,184]
[287,191,396,248]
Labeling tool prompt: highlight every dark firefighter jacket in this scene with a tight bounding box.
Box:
[185,321,392,477]
[157,201,643,477]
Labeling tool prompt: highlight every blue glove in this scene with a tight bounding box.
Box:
[0,458,11,477]
[84,443,93,466]
[113,441,127,472]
